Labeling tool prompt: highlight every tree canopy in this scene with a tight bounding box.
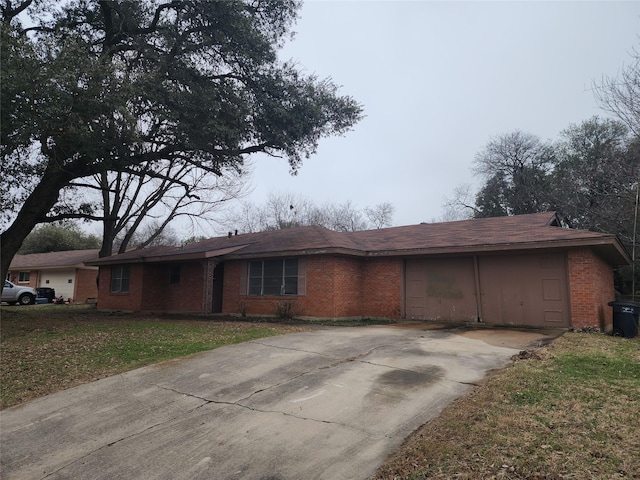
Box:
[18,222,101,254]
[0,0,363,283]
[552,117,637,241]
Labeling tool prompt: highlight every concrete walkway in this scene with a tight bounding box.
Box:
[0,324,561,480]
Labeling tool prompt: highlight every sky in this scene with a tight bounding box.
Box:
[240,0,640,228]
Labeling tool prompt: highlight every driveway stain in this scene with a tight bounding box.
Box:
[366,365,444,405]
[379,365,444,389]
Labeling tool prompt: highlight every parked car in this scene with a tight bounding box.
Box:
[2,281,37,305]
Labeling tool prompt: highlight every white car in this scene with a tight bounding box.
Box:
[2,281,37,305]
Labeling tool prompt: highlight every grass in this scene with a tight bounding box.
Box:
[372,332,640,479]
[0,305,315,409]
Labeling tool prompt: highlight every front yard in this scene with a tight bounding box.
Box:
[0,305,314,409]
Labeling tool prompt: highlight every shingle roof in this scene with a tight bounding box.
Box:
[346,212,615,252]
[88,212,630,266]
[9,250,100,269]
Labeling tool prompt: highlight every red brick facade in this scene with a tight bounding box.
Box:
[140,262,205,312]
[95,249,618,330]
[220,256,403,319]
[73,268,99,303]
[567,248,616,331]
[97,262,206,312]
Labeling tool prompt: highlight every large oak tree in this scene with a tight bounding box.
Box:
[0,0,362,283]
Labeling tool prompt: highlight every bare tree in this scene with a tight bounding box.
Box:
[593,49,640,136]
[224,192,394,233]
[119,222,180,249]
[324,201,367,232]
[364,202,395,229]
[81,160,250,256]
[440,184,477,221]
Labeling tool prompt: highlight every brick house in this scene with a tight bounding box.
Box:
[90,213,629,330]
[8,250,100,302]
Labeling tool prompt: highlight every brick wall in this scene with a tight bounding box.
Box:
[93,248,618,326]
[223,256,342,317]
[140,262,205,312]
[97,264,144,311]
[222,255,403,319]
[72,268,99,303]
[361,257,403,319]
[567,248,616,331]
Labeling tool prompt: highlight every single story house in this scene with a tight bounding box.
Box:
[8,250,100,302]
[89,212,629,330]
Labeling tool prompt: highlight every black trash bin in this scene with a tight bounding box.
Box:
[36,287,56,303]
[609,301,639,338]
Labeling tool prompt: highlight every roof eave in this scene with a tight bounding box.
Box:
[224,247,367,260]
[367,237,630,265]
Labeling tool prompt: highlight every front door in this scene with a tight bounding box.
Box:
[212,263,225,313]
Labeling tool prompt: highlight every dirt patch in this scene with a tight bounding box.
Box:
[455,326,565,350]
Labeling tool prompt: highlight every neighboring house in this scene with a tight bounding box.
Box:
[89,213,629,331]
[8,250,100,302]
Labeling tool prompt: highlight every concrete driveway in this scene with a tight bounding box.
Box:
[0,323,561,480]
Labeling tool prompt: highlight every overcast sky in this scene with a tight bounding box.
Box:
[241,0,639,228]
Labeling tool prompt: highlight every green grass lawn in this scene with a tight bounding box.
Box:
[372,332,640,479]
[0,305,314,409]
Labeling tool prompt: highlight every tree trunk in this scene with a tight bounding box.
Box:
[0,169,71,288]
[99,172,116,258]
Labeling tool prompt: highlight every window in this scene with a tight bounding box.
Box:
[68,279,73,284]
[169,266,181,284]
[18,272,30,283]
[111,265,130,293]
[248,259,298,296]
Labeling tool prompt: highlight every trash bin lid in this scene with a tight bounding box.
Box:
[608,301,640,308]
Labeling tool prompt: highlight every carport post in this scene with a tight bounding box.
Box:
[473,255,484,322]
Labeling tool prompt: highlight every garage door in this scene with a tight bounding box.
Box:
[405,257,478,321]
[478,253,570,327]
[405,253,570,327]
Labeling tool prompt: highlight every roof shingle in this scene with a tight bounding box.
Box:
[9,250,100,269]
[88,212,630,266]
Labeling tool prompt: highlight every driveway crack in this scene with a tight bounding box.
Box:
[152,385,378,437]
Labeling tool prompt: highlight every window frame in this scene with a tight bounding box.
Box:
[18,271,30,283]
[248,259,298,296]
[110,265,130,293]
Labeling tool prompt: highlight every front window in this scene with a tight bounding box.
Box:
[249,259,298,296]
[111,265,130,293]
[18,272,30,283]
